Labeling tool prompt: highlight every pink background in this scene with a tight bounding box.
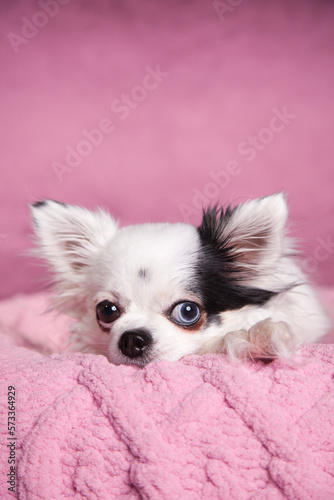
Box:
[0,0,333,299]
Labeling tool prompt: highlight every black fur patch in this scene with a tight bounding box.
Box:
[32,200,67,209]
[32,200,47,208]
[138,268,149,280]
[194,206,278,316]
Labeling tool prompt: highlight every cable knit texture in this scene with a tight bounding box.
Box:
[0,293,333,499]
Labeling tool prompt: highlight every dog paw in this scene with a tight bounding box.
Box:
[223,319,296,360]
[248,319,295,358]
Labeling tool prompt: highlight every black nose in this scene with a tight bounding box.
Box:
[118,329,152,358]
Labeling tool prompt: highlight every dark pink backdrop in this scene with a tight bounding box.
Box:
[0,0,333,298]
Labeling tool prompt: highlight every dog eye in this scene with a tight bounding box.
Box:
[96,300,120,325]
[170,302,201,326]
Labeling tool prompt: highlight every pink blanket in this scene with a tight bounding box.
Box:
[1,292,334,499]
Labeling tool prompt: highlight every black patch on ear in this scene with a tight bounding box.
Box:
[32,200,47,208]
[194,206,278,316]
[31,200,68,227]
[32,200,67,209]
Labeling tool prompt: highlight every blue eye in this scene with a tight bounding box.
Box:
[170,302,201,326]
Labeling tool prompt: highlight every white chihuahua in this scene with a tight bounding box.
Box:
[31,193,329,366]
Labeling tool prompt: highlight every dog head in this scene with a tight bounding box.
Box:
[30,194,289,366]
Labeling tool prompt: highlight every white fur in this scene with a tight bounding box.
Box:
[30,195,330,366]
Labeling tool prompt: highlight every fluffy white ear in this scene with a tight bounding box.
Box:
[226,192,288,266]
[199,193,289,272]
[30,200,118,280]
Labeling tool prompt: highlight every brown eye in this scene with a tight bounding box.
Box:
[96,300,120,326]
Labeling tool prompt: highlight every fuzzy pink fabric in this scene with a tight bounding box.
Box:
[0,292,334,499]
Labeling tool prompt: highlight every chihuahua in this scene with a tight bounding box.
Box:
[30,193,329,366]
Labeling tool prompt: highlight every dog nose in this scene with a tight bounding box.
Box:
[118,329,152,358]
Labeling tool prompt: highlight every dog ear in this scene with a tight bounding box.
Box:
[30,200,118,279]
[199,193,289,273]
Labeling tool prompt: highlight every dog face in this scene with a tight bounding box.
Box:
[81,221,207,365]
[31,194,305,366]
